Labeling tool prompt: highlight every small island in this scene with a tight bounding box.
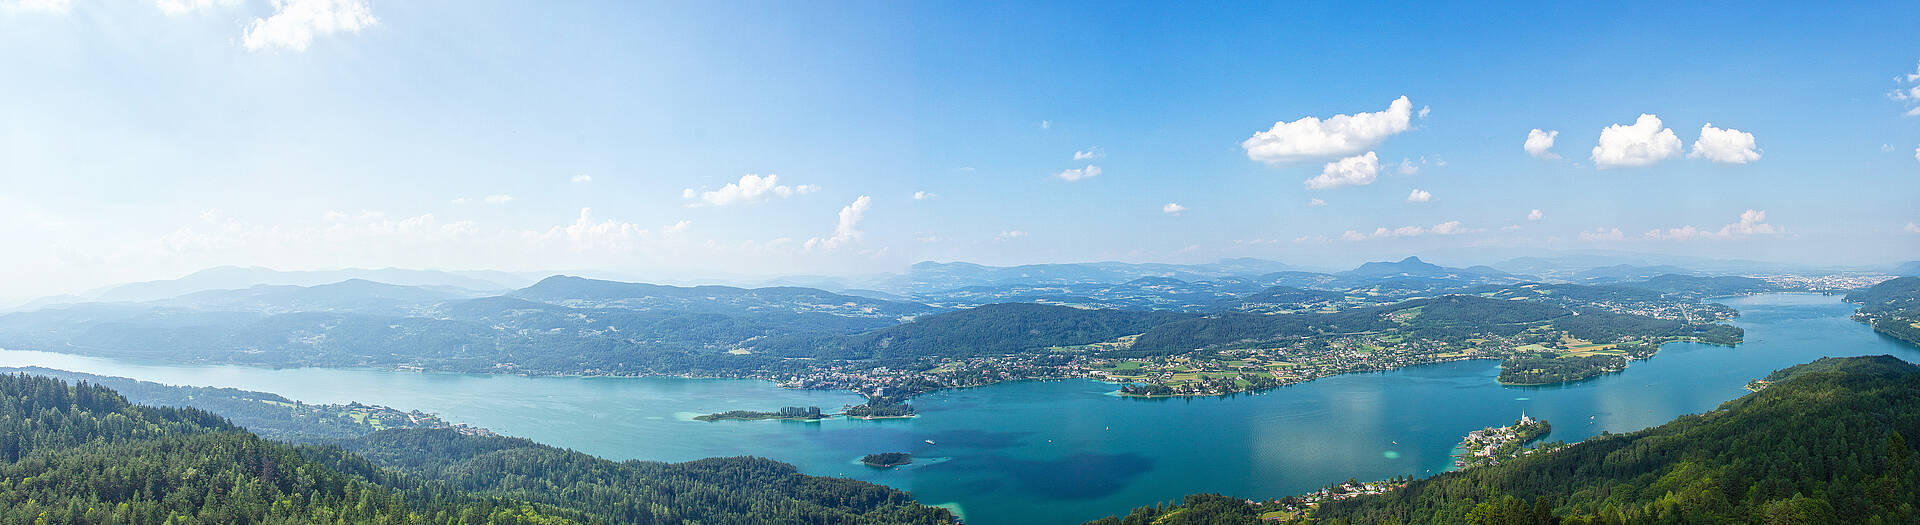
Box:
[1454,415,1553,469]
[694,406,826,422]
[860,452,913,468]
[843,400,916,419]
[1496,342,1659,385]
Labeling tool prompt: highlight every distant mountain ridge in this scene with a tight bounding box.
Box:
[66,266,534,306]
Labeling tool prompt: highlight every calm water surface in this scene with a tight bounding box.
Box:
[2,293,1914,524]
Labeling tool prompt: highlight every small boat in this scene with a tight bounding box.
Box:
[1391,441,1398,445]
[924,439,935,445]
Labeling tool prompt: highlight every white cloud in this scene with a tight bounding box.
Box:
[1580,227,1625,241]
[1242,96,1414,164]
[912,191,938,200]
[662,220,691,234]
[1396,158,1421,175]
[804,196,871,251]
[536,208,648,252]
[1,0,71,13]
[1524,129,1560,160]
[1057,165,1102,182]
[1418,106,1432,119]
[1913,145,1919,163]
[1162,203,1187,215]
[570,174,593,183]
[1304,151,1380,190]
[996,230,1028,241]
[155,0,240,14]
[1039,120,1052,130]
[1307,198,1327,207]
[1643,209,1784,241]
[1882,144,1896,153]
[1907,222,1920,234]
[1527,209,1543,221]
[1688,124,1761,164]
[1336,220,1468,241]
[1591,114,1681,169]
[914,232,941,243]
[1892,62,1920,116]
[1406,189,1432,202]
[243,0,378,53]
[1500,225,1522,231]
[684,174,818,206]
[1073,147,1105,160]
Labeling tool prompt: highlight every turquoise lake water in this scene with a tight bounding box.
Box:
[1,293,1914,524]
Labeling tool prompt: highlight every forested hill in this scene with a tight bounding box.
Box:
[1088,355,1920,525]
[1846,276,1920,346]
[0,372,955,524]
[751,303,1193,360]
[1316,355,1920,524]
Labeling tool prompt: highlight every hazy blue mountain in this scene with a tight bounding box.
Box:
[87,266,526,304]
[1571,263,1694,283]
[903,258,1296,293]
[911,276,1266,312]
[1617,274,1778,297]
[147,279,484,315]
[510,275,938,319]
[1336,257,1534,285]
[1894,261,1920,276]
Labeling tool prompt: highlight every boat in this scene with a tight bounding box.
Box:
[924,439,935,445]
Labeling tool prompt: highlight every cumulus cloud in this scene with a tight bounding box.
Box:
[1307,198,1327,207]
[537,208,649,252]
[996,230,1028,241]
[1336,220,1468,241]
[1039,120,1051,130]
[1242,96,1414,164]
[1907,222,1920,234]
[1162,203,1187,215]
[243,0,378,52]
[1688,124,1761,164]
[684,174,818,207]
[1591,114,1681,169]
[804,196,871,251]
[570,174,593,183]
[912,191,938,200]
[1892,62,1920,116]
[1396,158,1422,175]
[1304,152,1380,190]
[1527,209,1543,221]
[1580,227,1625,241]
[1914,145,1919,163]
[1524,129,1560,160]
[1073,147,1105,160]
[1406,189,1432,202]
[1643,209,1784,241]
[1057,165,1102,182]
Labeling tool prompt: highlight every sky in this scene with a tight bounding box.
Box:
[2,0,1918,301]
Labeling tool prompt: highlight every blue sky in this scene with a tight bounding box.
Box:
[2,1,1917,300]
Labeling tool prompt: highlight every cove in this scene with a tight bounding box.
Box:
[1,293,1915,525]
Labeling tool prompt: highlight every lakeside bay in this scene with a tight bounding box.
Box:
[1,293,1913,524]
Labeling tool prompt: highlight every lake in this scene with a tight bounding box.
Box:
[1,293,1914,524]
